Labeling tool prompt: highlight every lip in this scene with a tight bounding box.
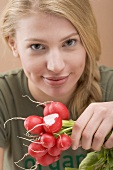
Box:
[42,75,69,86]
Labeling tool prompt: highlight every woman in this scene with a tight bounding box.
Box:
[0,0,113,169]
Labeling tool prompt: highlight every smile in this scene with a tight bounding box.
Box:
[42,75,69,86]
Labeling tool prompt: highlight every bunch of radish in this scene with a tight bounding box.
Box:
[4,101,75,169]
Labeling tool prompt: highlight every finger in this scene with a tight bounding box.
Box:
[71,104,108,150]
[71,104,95,150]
[81,112,104,150]
[104,132,113,148]
[91,118,113,151]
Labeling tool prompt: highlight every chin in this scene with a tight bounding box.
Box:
[46,89,68,98]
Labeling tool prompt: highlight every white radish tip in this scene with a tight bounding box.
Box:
[43,113,59,126]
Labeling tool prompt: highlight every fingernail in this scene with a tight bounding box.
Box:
[72,145,78,150]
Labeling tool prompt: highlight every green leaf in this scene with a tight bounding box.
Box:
[65,168,78,170]
[78,152,99,170]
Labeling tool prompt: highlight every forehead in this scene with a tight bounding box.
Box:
[16,12,77,33]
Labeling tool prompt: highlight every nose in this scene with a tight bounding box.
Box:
[47,49,65,73]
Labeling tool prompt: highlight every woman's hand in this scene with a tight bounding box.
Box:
[71,101,113,151]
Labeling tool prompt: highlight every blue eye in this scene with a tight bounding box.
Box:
[30,44,45,50]
[64,39,77,47]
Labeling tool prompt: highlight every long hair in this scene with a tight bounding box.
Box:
[0,0,102,119]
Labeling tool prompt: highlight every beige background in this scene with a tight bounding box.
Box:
[0,0,113,72]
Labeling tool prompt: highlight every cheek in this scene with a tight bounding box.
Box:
[24,62,44,77]
[16,44,43,73]
[72,48,86,69]
[19,54,44,74]
[21,59,43,83]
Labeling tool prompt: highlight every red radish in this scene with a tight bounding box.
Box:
[28,140,47,158]
[40,133,56,148]
[43,103,51,115]
[43,113,62,133]
[24,115,44,134]
[43,102,70,120]
[36,152,57,166]
[57,134,72,150]
[53,155,60,162]
[48,145,62,156]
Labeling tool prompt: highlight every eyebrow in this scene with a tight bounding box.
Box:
[24,32,79,42]
[60,32,79,41]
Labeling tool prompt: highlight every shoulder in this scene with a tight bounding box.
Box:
[99,65,113,101]
[99,65,113,85]
[0,69,24,81]
[0,69,27,101]
[0,68,25,88]
[99,65,113,77]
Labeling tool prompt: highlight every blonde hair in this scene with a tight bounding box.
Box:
[1,0,102,118]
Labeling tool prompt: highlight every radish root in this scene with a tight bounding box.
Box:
[17,136,40,143]
[14,144,38,170]
[25,133,39,138]
[22,95,53,107]
[4,117,25,128]
[14,153,29,169]
[26,123,45,135]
